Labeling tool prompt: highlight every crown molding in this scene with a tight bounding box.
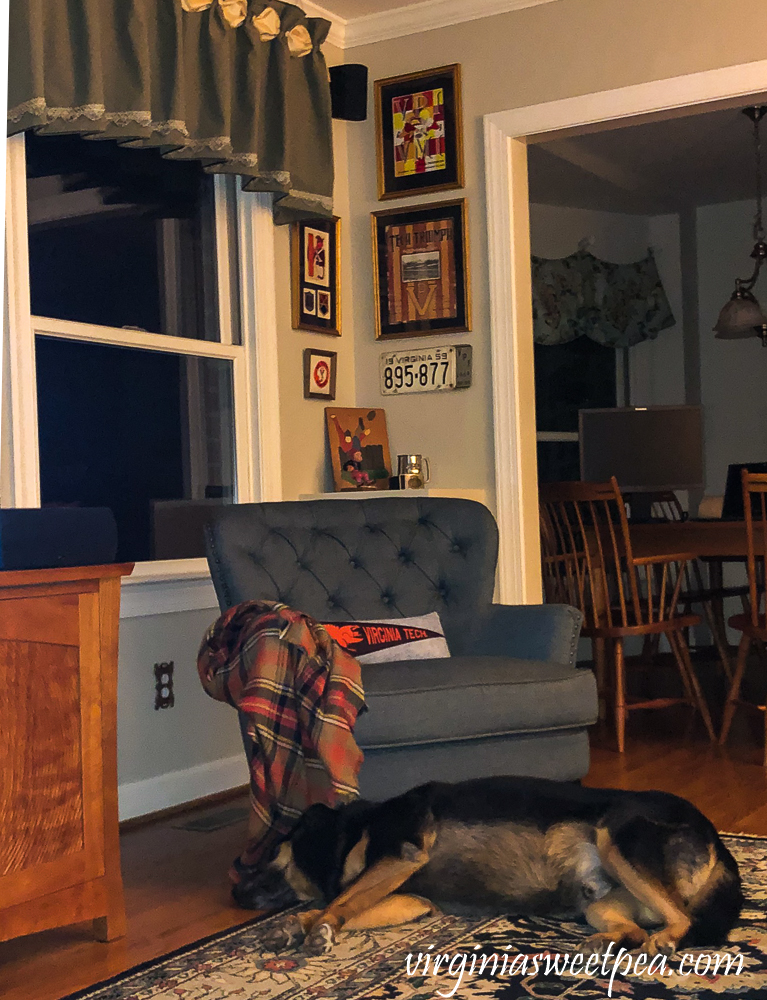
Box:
[302,0,561,51]
[301,0,348,49]
[347,0,561,49]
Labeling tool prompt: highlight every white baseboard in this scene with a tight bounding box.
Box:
[118,754,250,822]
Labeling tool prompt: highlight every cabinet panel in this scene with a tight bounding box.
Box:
[0,564,130,941]
[0,603,105,906]
[0,594,79,645]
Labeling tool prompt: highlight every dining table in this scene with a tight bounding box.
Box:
[630,519,763,653]
[630,519,763,561]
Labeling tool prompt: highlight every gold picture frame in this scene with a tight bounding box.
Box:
[290,216,341,335]
[374,64,464,201]
[371,198,471,340]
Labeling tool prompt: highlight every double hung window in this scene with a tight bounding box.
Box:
[5,132,257,565]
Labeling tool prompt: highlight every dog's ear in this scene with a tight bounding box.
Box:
[299,802,339,835]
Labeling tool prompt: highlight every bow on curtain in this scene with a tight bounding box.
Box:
[7,0,334,223]
[532,249,676,347]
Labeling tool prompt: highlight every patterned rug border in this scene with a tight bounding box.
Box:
[59,832,767,1000]
[59,909,284,1000]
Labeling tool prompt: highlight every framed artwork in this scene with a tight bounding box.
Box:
[325,407,392,491]
[371,198,471,340]
[374,64,464,201]
[303,348,337,400]
[291,216,341,335]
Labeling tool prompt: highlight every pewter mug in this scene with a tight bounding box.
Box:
[397,454,430,489]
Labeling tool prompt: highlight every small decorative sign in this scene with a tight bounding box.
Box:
[380,344,472,395]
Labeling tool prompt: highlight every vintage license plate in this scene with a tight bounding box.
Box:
[379,345,471,395]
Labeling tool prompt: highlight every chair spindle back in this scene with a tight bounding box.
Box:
[742,469,767,627]
[539,477,686,632]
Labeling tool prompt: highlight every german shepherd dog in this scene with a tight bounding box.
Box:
[257,775,743,958]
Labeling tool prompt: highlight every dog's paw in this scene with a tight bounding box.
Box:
[647,930,678,957]
[261,914,306,952]
[578,929,648,958]
[303,922,335,956]
[577,933,614,958]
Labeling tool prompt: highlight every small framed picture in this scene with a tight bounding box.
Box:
[291,217,341,335]
[303,348,337,399]
[371,198,471,340]
[375,64,464,201]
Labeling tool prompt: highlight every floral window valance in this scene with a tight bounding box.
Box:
[7,0,334,224]
[532,249,676,348]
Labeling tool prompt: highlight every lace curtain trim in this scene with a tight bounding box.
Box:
[9,98,333,211]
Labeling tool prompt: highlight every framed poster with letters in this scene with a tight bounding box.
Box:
[375,64,464,201]
[291,217,341,335]
[371,198,471,340]
[303,348,337,399]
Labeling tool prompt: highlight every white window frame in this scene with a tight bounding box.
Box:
[3,133,282,614]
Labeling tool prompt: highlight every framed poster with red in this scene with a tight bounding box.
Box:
[291,217,341,335]
[371,198,471,340]
[375,64,464,201]
[303,348,337,399]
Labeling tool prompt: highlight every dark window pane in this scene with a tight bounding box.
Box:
[537,441,581,483]
[35,337,235,563]
[26,132,221,341]
[534,338,617,432]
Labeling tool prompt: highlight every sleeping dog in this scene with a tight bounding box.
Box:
[257,775,743,957]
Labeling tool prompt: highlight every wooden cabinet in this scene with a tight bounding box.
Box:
[0,563,133,943]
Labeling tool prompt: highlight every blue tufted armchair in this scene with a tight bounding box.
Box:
[205,496,597,799]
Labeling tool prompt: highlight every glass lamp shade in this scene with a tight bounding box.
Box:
[714,287,767,339]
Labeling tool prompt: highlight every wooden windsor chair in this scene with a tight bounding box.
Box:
[719,470,767,765]
[539,477,716,753]
[647,491,750,681]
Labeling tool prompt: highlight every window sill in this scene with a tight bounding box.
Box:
[120,557,219,618]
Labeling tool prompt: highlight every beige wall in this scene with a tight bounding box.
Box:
[342,0,767,508]
[276,43,358,499]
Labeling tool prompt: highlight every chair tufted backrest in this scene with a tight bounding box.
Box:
[204,497,498,654]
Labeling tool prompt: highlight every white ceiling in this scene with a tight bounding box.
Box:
[529,101,767,215]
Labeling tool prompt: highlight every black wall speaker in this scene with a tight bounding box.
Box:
[329,64,368,122]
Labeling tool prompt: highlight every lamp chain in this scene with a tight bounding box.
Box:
[754,110,764,243]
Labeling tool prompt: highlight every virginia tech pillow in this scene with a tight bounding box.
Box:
[321,612,450,664]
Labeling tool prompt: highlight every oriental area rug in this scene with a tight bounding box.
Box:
[65,834,767,1000]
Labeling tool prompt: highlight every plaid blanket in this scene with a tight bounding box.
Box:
[197,600,366,884]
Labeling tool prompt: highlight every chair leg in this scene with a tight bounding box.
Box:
[763,706,767,770]
[614,638,626,754]
[669,630,716,742]
[701,599,733,681]
[592,638,607,722]
[720,634,752,747]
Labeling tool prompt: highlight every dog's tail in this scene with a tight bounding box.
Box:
[680,836,744,948]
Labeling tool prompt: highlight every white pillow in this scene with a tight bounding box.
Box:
[321,612,450,663]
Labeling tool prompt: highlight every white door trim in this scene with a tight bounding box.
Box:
[484,58,767,605]
[236,189,283,503]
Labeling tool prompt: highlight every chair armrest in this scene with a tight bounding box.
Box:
[631,552,694,567]
[468,603,583,667]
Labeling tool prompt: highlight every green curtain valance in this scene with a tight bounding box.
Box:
[532,249,676,348]
[7,0,334,223]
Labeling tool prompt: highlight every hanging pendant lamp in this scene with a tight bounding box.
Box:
[714,105,767,346]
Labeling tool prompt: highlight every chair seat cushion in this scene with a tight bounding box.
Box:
[353,655,597,749]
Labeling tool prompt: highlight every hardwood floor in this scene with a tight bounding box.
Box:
[1,694,766,1000]
[0,799,255,1000]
